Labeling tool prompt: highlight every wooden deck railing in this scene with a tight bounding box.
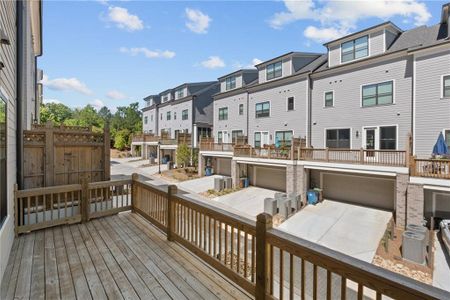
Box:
[411,158,450,179]
[234,145,294,160]
[14,176,450,299]
[199,142,234,152]
[131,133,160,143]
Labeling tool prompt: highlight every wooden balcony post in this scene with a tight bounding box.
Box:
[255,213,273,300]
[81,176,89,223]
[325,147,329,162]
[14,184,19,237]
[131,173,139,212]
[167,185,177,241]
[360,148,364,164]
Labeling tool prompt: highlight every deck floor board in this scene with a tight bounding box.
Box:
[1,212,252,300]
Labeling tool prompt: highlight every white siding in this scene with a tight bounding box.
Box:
[328,45,341,68]
[213,91,248,142]
[369,30,385,57]
[142,107,157,134]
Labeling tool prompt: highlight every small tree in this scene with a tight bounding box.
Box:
[176,143,191,168]
[191,148,199,171]
[114,130,128,150]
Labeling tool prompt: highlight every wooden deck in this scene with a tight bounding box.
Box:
[0,212,252,300]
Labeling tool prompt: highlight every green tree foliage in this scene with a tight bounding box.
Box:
[176,143,191,168]
[40,102,73,124]
[114,129,129,150]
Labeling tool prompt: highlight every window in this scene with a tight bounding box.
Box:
[275,131,293,147]
[174,112,177,120]
[326,129,350,148]
[266,61,282,80]
[182,109,188,120]
[166,111,171,121]
[226,76,236,90]
[255,101,270,118]
[218,131,223,144]
[232,130,243,143]
[254,132,261,148]
[324,91,334,107]
[445,130,450,150]
[218,107,228,120]
[176,88,184,99]
[362,81,393,107]
[0,96,6,225]
[163,95,169,102]
[151,115,153,122]
[239,104,244,115]
[144,116,148,124]
[444,75,450,98]
[287,97,294,111]
[341,35,368,63]
[380,126,397,150]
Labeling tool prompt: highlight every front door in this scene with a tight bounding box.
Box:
[365,128,376,157]
[222,131,229,143]
[261,132,270,146]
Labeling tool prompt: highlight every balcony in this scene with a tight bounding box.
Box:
[199,136,248,152]
[131,133,192,145]
[2,176,449,299]
[411,158,450,179]
[131,133,160,143]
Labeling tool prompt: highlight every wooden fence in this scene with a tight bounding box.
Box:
[14,175,450,299]
[22,123,110,189]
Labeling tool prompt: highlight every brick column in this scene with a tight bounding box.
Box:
[286,164,308,204]
[286,164,296,195]
[297,165,308,205]
[407,183,425,226]
[395,173,409,229]
[198,152,205,176]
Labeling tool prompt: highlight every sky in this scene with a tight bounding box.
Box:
[39,0,446,111]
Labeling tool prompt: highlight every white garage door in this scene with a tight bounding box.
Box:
[322,172,394,211]
[249,166,286,192]
[216,158,232,176]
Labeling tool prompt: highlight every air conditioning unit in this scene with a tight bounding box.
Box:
[223,177,232,189]
[214,177,224,191]
[402,231,426,264]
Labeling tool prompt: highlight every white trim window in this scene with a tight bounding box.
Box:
[254,131,269,148]
[362,81,393,107]
[144,116,148,124]
[326,129,350,148]
[182,109,188,120]
[162,95,169,102]
[218,107,228,120]
[443,75,450,98]
[255,101,270,118]
[217,131,223,144]
[166,111,171,121]
[324,91,334,107]
[275,130,293,147]
[379,126,397,150]
[226,76,236,90]
[232,130,244,143]
[176,88,184,99]
[266,61,282,80]
[287,97,294,111]
[341,35,368,63]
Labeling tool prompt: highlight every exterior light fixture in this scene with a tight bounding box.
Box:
[0,29,10,45]
[356,131,360,138]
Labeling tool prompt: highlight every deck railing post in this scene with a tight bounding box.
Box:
[81,177,89,222]
[14,184,19,237]
[255,213,273,300]
[360,148,364,164]
[167,185,177,241]
[325,147,329,162]
[131,173,139,212]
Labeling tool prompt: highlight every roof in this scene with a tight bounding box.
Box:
[295,54,328,74]
[255,51,322,68]
[172,81,217,91]
[217,69,257,80]
[388,23,448,53]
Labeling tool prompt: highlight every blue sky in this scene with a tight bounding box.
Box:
[39,0,445,111]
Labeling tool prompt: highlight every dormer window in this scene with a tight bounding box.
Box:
[341,35,368,63]
[176,88,184,99]
[266,61,282,80]
[225,76,236,90]
[163,95,169,102]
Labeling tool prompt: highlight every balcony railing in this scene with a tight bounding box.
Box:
[131,133,159,143]
[411,158,450,179]
[199,142,234,152]
[131,133,192,145]
[13,175,450,299]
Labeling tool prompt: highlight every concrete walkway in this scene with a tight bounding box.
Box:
[433,232,450,291]
[278,200,392,262]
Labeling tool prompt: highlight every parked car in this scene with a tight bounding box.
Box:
[440,219,450,254]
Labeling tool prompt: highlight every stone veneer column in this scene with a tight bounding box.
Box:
[198,152,205,176]
[395,173,409,229]
[406,183,425,226]
[286,164,296,195]
[297,165,308,205]
[286,164,308,204]
[231,160,239,188]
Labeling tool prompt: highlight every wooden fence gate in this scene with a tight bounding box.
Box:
[22,123,110,189]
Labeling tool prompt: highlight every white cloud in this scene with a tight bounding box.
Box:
[41,74,93,95]
[185,8,211,34]
[232,58,262,69]
[106,90,127,100]
[251,58,263,66]
[106,6,144,31]
[119,47,176,59]
[200,56,225,69]
[91,99,105,110]
[270,0,431,43]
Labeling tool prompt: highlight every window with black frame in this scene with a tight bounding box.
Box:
[266,61,282,80]
[182,109,188,120]
[232,130,243,143]
[275,131,293,147]
[445,130,450,151]
[255,101,270,118]
[326,129,350,148]
[254,132,261,148]
[218,107,228,120]
[380,126,397,150]
[0,96,6,226]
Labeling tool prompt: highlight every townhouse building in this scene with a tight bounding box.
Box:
[0,0,43,284]
[198,2,450,229]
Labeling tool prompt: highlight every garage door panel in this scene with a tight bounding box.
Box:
[322,173,394,211]
[252,166,286,192]
[216,158,232,176]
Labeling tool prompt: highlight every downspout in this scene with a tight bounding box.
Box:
[246,90,250,145]
[16,0,25,189]
[307,72,313,147]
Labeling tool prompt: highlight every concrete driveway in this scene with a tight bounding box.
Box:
[278,200,392,262]
[177,175,223,193]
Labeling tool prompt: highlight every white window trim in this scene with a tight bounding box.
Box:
[323,127,353,149]
[323,90,335,108]
[286,96,295,111]
[441,74,450,99]
[274,130,295,145]
[218,107,228,121]
[362,124,399,150]
[360,79,396,108]
[239,103,244,115]
[265,61,283,81]
[255,100,271,118]
[254,131,270,147]
[339,34,370,65]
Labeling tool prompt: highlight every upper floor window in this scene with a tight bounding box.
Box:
[176,89,184,99]
[239,104,244,115]
[341,35,368,63]
[266,61,282,80]
[182,109,188,120]
[445,130,450,151]
[226,76,236,90]
[443,75,450,98]
[287,97,294,111]
[144,116,148,124]
[362,81,393,107]
[255,101,270,118]
[163,95,169,102]
[166,111,171,120]
[217,131,223,144]
[380,126,397,150]
[174,112,177,120]
[218,107,228,120]
[324,91,334,107]
[326,129,350,148]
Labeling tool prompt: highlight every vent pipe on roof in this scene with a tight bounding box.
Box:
[442,3,450,39]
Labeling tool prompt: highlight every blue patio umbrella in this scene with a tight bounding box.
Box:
[432,132,449,155]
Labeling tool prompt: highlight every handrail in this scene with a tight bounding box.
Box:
[412,158,450,179]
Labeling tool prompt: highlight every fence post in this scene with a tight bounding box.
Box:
[44,122,55,187]
[167,185,177,241]
[255,213,273,300]
[104,124,111,180]
[325,147,329,162]
[131,173,139,212]
[360,148,365,164]
[14,184,19,237]
[81,177,89,223]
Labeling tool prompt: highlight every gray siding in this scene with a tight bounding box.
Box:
[213,91,248,142]
[248,78,308,146]
[142,107,158,134]
[170,100,193,135]
[414,48,450,157]
[258,58,292,84]
[311,56,413,150]
[385,30,398,50]
[369,30,385,56]
[220,75,243,93]
[328,44,341,68]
